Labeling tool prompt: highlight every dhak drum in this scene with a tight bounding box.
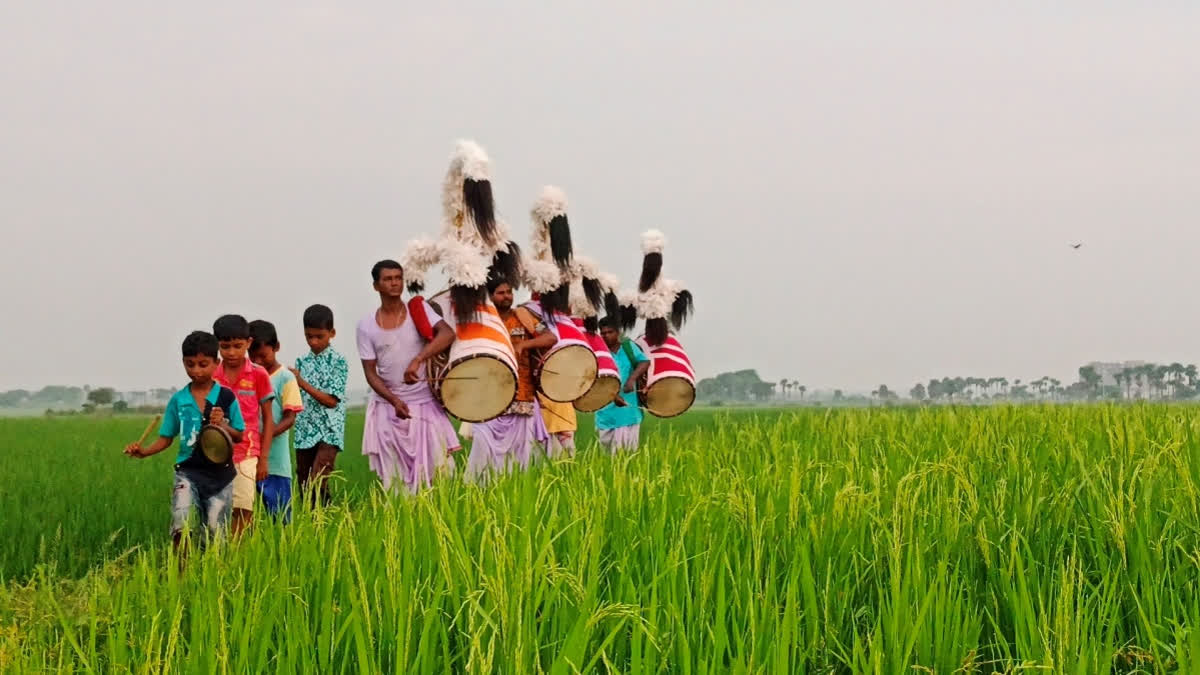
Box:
[427,291,518,422]
[521,303,598,402]
[573,328,622,413]
[635,334,696,418]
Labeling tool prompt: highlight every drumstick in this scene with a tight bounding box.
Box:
[418,375,480,382]
[136,414,162,446]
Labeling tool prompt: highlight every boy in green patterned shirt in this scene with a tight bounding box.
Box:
[290,304,348,506]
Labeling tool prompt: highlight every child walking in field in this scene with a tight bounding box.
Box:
[249,320,304,522]
[291,304,348,506]
[213,314,275,535]
[125,331,245,548]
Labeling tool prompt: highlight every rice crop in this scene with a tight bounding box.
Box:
[2,405,1199,672]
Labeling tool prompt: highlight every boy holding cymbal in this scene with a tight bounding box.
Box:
[124,331,245,550]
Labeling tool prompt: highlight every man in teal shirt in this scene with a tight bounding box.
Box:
[594,317,651,453]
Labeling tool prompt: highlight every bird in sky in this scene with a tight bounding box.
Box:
[1070,243,1083,249]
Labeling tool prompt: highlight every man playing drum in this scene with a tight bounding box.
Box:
[465,278,556,482]
[594,317,651,453]
[357,260,461,494]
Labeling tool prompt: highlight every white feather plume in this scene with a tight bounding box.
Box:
[618,289,638,308]
[454,139,491,181]
[571,255,600,282]
[522,257,563,295]
[598,272,620,294]
[439,239,490,287]
[530,185,568,227]
[635,283,674,319]
[441,139,494,229]
[399,238,441,287]
[641,229,667,255]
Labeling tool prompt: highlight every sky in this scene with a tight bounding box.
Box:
[1,2,1197,394]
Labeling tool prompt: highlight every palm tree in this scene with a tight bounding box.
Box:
[778,379,788,400]
[797,385,807,402]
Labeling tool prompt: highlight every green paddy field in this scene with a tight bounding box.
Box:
[2,405,1199,672]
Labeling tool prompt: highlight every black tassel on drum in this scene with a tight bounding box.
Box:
[463,178,498,248]
[583,315,599,334]
[638,252,662,293]
[407,280,425,294]
[581,277,604,313]
[450,286,485,326]
[644,317,669,348]
[489,241,523,289]
[539,284,570,319]
[619,303,639,333]
[548,214,573,270]
[670,289,694,331]
[604,291,621,324]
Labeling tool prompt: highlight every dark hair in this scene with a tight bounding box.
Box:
[212,314,250,341]
[486,276,511,295]
[371,259,403,283]
[303,304,335,330]
[182,331,220,359]
[598,316,618,331]
[248,320,279,350]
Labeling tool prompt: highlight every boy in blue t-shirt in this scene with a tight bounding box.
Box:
[594,317,650,453]
[125,331,245,549]
[249,320,304,522]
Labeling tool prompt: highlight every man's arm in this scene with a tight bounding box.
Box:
[362,359,401,406]
[516,329,556,357]
[403,320,455,384]
[625,360,651,393]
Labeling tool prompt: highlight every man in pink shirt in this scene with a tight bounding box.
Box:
[213,314,275,535]
[357,260,460,493]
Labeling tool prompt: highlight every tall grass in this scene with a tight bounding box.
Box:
[2,405,1199,671]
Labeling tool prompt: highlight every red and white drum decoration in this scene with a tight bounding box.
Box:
[635,334,696,418]
[521,302,598,402]
[428,291,519,423]
[572,323,622,413]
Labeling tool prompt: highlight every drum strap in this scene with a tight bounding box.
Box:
[513,307,541,337]
[408,297,435,342]
[621,338,637,365]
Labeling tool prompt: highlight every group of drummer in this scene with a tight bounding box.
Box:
[357,139,698,492]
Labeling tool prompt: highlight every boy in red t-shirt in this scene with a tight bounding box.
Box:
[213,314,275,535]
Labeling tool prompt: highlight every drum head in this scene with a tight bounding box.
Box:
[198,425,233,464]
[440,355,517,423]
[642,377,696,419]
[539,345,598,402]
[573,375,621,413]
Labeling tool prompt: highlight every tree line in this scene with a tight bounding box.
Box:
[697,362,1200,405]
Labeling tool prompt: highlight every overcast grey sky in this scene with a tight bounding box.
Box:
[1,2,1197,394]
